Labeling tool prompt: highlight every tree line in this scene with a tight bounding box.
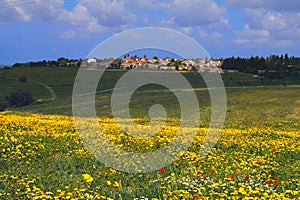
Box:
[221,54,300,79]
[12,57,81,68]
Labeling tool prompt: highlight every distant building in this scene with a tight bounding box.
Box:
[87,58,97,64]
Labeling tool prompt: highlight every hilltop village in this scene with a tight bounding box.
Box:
[83,56,223,73]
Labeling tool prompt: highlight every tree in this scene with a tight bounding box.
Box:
[57,57,67,66]
[6,90,33,107]
[12,63,24,68]
[0,103,6,112]
[284,53,289,64]
[19,76,27,83]
[279,55,284,64]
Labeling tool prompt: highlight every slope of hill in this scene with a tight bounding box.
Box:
[0,67,299,123]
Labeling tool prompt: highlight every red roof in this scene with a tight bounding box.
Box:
[138,60,147,64]
[124,58,136,63]
[112,60,120,64]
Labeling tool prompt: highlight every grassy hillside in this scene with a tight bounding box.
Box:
[0,67,299,125]
[0,67,299,199]
[0,67,78,100]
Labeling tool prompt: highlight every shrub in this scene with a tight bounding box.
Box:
[0,103,6,111]
[6,90,33,107]
[19,76,27,83]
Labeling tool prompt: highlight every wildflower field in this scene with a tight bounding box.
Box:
[1,68,300,199]
[1,111,299,199]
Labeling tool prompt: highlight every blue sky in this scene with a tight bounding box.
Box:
[0,0,299,65]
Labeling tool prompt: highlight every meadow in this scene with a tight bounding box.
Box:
[0,67,299,199]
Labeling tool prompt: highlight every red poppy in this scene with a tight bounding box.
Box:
[53,150,58,155]
[273,176,278,180]
[197,171,201,176]
[210,169,215,173]
[237,172,241,175]
[245,176,250,180]
[203,176,207,180]
[229,175,234,180]
[192,194,199,199]
[179,157,183,161]
[274,181,279,186]
[223,159,227,163]
[256,161,261,165]
[159,168,165,173]
[271,149,276,153]
[266,180,271,185]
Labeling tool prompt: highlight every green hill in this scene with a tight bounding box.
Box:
[0,67,299,124]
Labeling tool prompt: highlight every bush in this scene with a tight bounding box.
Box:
[6,90,33,107]
[0,103,7,111]
[19,76,27,83]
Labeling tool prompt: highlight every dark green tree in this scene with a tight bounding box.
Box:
[6,90,33,107]
[284,53,289,64]
[19,76,27,83]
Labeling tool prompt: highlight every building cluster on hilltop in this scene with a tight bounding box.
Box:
[83,56,223,73]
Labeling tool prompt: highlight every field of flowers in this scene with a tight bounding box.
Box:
[1,111,299,199]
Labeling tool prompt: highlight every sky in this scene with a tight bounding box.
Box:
[0,0,299,65]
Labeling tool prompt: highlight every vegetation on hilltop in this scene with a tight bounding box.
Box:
[12,57,81,68]
[221,54,300,80]
[7,54,300,83]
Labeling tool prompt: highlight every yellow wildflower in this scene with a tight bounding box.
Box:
[82,173,94,184]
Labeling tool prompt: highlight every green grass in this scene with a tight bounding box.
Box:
[0,67,78,99]
[0,67,299,124]
[0,76,51,104]
[0,67,299,199]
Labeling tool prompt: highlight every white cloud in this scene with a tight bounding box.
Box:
[60,4,109,33]
[243,9,300,43]
[163,0,227,26]
[0,0,64,23]
[271,39,293,48]
[234,23,300,48]
[199,29,223,41]
[127,0,156,9]
[235,25,269,46]
[244,9,288,31]
[0,0,229,39]
[57,0,139,37]
[62,4,94,26]
[237,25,269,39]
[143,0,230,40]
[56,4,102,37]
[199,30,208,38]
[0,3,31,23]
[61,30,76,39]
[226,0,300,48]
[78,0,136,27]
[211,32,223,39]
[14,6,31,22]
[227,0,300,12]
[179,26,193,35]
[160,17,176,27]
